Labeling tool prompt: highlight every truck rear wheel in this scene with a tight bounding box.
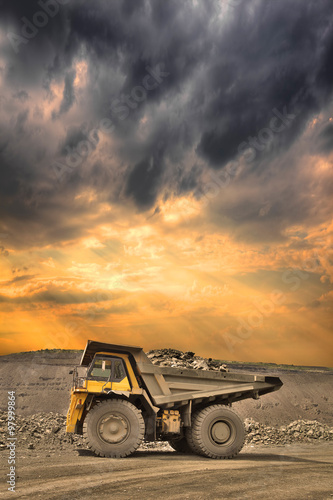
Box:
[185,409,202,455]
[83,399,145,458]
[169,436,193,454]
[189,405,245,459]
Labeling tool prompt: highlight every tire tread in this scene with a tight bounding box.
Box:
[191,405,245,459]
[83,399,144,458]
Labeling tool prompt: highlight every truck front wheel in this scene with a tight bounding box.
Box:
[83,399,145,458]
[188,405,245,459]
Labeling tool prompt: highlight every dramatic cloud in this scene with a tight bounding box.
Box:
[0,0,332,364]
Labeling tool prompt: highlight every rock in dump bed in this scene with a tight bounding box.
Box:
[146,348,228,371]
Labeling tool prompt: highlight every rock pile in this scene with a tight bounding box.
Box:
[1,410,332,454]
[0,410,171,453]
[146,348,228,371]
[0,411,84,452]
[244,418,333,445]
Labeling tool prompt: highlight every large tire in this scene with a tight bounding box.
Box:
[188,405,245,459]
[169,436,193,454]
[83,399,145,458]
[185,409,202,455]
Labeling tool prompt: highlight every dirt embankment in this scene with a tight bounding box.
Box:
[0,348,332,426]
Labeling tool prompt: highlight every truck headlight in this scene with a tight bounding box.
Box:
[77,378,86,388]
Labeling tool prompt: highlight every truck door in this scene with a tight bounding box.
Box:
[88,355,131,392]
[112,358,131,391]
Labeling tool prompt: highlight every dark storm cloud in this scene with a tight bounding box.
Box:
[53,69,76,118]
[317,123,333,153]
[195,1,330,168]
[178,163,204,196]
[12,90,29,103]
[60,125,99,155]
[14,108,29,135]
[126,156,164,209]
[0,0,332,245]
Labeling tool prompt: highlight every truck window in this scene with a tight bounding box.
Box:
[90,359,112,379]
[113,359,126,381]
[88,356,127,382]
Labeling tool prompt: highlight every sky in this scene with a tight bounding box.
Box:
[0,0,332,365]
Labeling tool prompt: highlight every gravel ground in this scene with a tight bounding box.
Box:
[1,443,332,500]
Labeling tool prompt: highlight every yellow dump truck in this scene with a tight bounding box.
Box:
[66,340,282,459]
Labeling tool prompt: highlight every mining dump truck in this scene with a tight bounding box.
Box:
[66,340,282,459]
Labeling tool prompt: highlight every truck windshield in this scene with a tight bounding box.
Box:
[90,359,112,379]
[88,356,126,382]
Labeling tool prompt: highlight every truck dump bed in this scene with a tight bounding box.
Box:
[136,362,282,408]
[81,340,283,409]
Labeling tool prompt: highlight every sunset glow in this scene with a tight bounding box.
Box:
[0,0,332,365]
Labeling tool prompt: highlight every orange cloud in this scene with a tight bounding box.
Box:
[0,203,332,366]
